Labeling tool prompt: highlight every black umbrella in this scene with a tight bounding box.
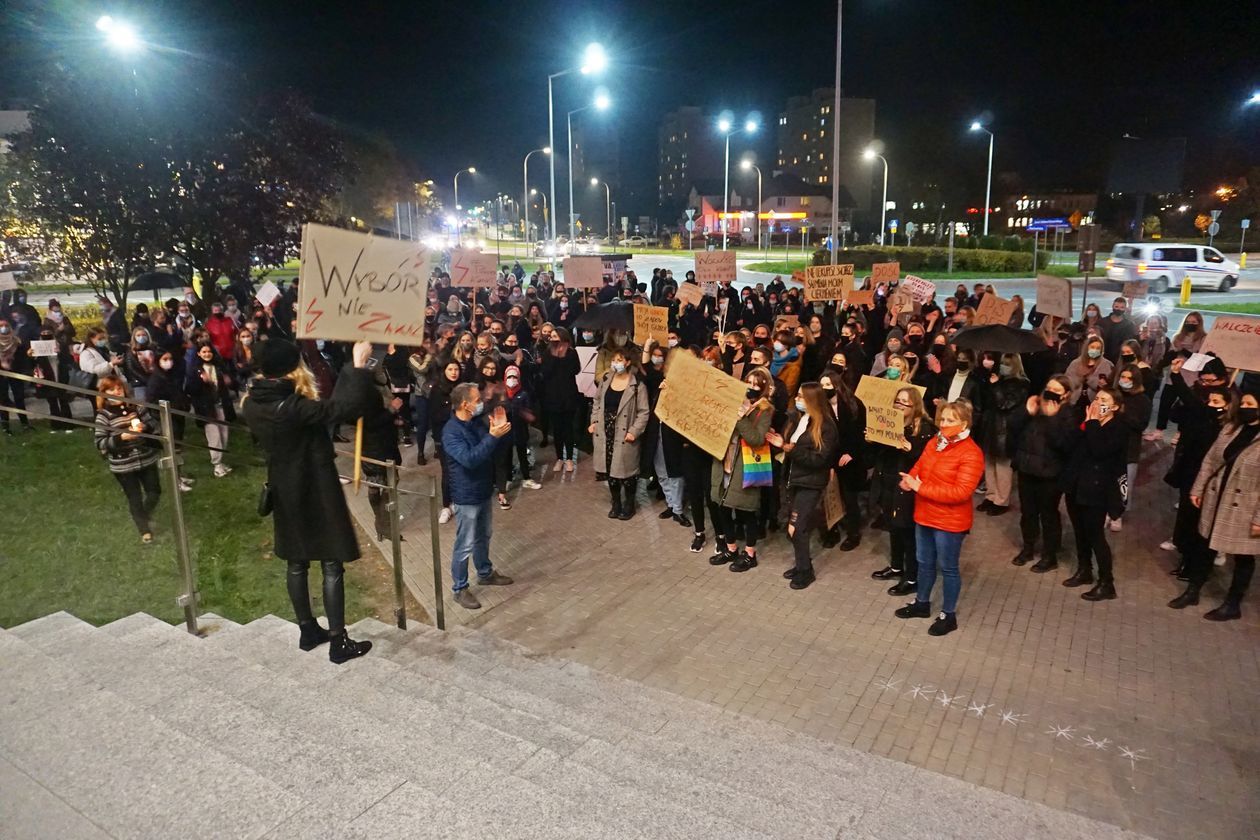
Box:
[129,270,186,292]
[573,300,635,332]
[950,324,1047,354]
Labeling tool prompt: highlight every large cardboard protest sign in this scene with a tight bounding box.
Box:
[655,348,747,460]
[694,250,737,284]
[562,256,604,289]
[846,289,876,308]
[974,293,1018,326]
[297,223,432,342]
[450,248,499,288]
[675,282,704,309]
[1201,315,1260,371]
[802,264,855,301]
[823,472,846,529]
[900,275,936,304]
[633,304,670,345]
[871,262,901,285]
[855,374,927,448]
[1036,274,1073,319]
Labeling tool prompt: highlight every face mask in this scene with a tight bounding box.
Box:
[135,335,148,345]
[1239,407,1259,425]
[470,401,485,417]
[559,300,568,309]
[160,360,174,370]
[795,399,807,412]
[746,387,760,399]
[212,311,223,318]
[773,341,785,353]
[185,294,195,303]
[611,362,627,374]
[1121,353,1136,363]
[1086,310,1099,320]
[1112,308,1125,318]
[999,363,1013,377]
[613,334,628,347]
[982,358,995,370]
[1118,379,1133,391]
[886,367,902,380]
[667,337,678,348]
[0,327,8,335]
[956,361,971,372]
[506,376,519,387]
[651,356,664,367]
[95,339,108,349]
[841,334,853,343]
[581,332,594,343]
[1087,348,1102,359]
[908,334,924,345]
[940,423,965,439]
[1042,390,1062,403]
[241,336,253,346]
[1211,405,1227,418]
[887,343,901,354]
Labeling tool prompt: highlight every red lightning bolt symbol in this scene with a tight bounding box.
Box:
[450,250,472,286]
[304,297,325,335]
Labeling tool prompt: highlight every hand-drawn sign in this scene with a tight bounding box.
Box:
[901,275,936,304]
[695,251,737,284]
[450,248,499,288]
[974,293,1018,326]
[31,340,58,357]
[1035,274,1072,320]
[562,256,604,289]
[823,472,845,529]
[1201,314,1260,372]
[254,280,282,309]
[297,223,432,343]
[846,289,876,308]
[655,348,747,460]
[856,374,927,448]
[633,304,670,345]
[802,264,855,301]
[675,282,704,309]
[871,262,901,285]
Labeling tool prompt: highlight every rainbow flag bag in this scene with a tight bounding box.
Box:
[740,439,774,488]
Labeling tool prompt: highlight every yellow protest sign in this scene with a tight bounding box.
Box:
[855,374,927,448]
[655,349,747,460]
[695,251,737,284]
[633,304,670,345]
[802,264,855,301]
[297,223,432,342]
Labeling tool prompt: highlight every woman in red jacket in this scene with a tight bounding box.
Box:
[893,399,985,636]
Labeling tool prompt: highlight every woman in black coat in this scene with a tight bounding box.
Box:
[184,342,237,478]
[1009,374,1079,572]
[1060,387,1128,602]
[767,382,840,590]
[241,339,377,663]
[1110,363,1152,531]
[538,327,582,472]
[868,387,937,596]
[361,368,404,541]
[428,359,464,520]
[818,369,866,550]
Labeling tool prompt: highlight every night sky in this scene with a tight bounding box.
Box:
[3,0,1257,216]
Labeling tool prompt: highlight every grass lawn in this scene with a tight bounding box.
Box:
[1188,302,1260,315]
[0,420,414,629]
[743,261,1076,280]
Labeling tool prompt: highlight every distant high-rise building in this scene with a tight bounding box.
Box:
[657,107,724,213]
[775,90,874,211]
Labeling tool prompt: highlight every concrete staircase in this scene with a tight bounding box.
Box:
[0,613,1147,840]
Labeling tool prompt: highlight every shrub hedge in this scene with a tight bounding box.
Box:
[810,245,1049,272]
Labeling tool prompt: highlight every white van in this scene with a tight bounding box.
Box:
[1105,243,1240,293]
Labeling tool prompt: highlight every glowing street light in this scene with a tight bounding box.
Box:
[740,159,762,251]
[453,167,475,244]
[863,147,889,245]
[96,15,141,53]
[1247,91,1260,106]
[548,42,608,247]
[718,113,759,250]
[969,120,995,236]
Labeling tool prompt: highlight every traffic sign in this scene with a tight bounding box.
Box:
[904,222,918,237]
[889,218,899,233]
[684,220,695,232]
[1210,209,1222,220]
[1208,222,1221,236]
[1242,219,1251,230]
[685,208,696,219]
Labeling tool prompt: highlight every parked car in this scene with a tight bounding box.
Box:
[704,231,743,247]
[618,236,649,248]
[1106,243,1240,293]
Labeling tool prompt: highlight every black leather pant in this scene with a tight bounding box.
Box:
[287,559,346,632]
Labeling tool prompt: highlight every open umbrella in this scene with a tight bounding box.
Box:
[573,300,635,332]
[129,270,186,292]
[950,324,1048,354]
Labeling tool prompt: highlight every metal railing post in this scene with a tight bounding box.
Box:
[428,475,446,631]
[386,460,407,630]
[158,400,199,635]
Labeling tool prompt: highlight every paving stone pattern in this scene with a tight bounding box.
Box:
[344,437,1260,839]
[0,611,1154,839]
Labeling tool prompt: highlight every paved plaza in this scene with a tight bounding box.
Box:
[345,436,1260,840]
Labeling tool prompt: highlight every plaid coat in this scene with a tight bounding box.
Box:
[1192,425,1260,556]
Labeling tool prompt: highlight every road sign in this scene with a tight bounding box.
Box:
[1242,219,1251,230]
[685,208,696,219]
[684,220,695,232]
[889,219,899,233]
[1210,209,1222,220]
[904,222,917,238]
[1208,222,1221,236]
[1077,223,1100,272]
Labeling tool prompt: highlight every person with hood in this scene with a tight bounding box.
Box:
[1009,374,1078,572]
[709,366,776,572]
[870,328,905,379]
[241,338,378,663]
[589,347,651,519]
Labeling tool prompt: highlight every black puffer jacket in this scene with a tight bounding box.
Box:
[785,416,840,491]
[1009,403,1080,479]
[978,376,1030,459]
[1060,417,1126,511]
[870,418,937,527]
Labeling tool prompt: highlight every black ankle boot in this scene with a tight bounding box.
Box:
[1062,569,1094,588]
[618,487,636,520]
[1167,583,1201,609]
[298,620,330,651]
[1030,556,1058,573]
[607,482,622,518]
[329,630,372,664]
[1204,598,1242,621]
[1081,581,1117,601]
[1011,548,1034,566]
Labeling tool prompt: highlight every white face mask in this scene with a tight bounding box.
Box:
[611,362,627,374]
[160,360,174,371]
[667,338,678,348]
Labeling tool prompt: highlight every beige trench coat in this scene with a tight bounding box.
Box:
[1192,425,1260,556]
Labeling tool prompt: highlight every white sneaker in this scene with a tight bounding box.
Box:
[438,507,452,525]
[213,465,232,478]
[521,479,542,490]
[1109,518,1122,532]
[1159,540,1176,551]
[178,478,194,493]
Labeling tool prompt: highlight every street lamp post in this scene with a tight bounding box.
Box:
[719,116,759,250]
[829,0,843,265]
[591,178,611,241]
[567,90,611,246]
[970,121,995,236]
[523,147,550,245]
[862,148,888,246]
[453,167,475,245]
[547,43,607,247]
[531,189,549,234]
[740,160,762,254]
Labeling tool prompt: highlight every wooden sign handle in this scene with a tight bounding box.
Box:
[352,418,364,493]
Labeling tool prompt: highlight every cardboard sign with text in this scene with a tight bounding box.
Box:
[888,289,917,318]
[633,304,670,345]
[1122,280,1149,300]
[675,282,704,309]
[776,314,800,331]
[255,280,281,309]
[694,251,737,284]
[1201,315,1260,371]
[575,347,599,398]
[297,223,432,343]
[901,275,936,304]
[1035,274,1073,320]
[0,272,17,291]
[31,340,59,357]
[974,293,1018,326]
[846,289,876,308]
[450,248,499,287]
[823,472,845,529]
[562,256,605,289]
[855,374,927,448]
[655,348,747,460]
[802,264,855,301]
[871,262,901,285]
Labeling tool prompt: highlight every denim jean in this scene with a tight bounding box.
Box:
[653,436,684,514]
[914,524,967,614]
[450,498,494,592]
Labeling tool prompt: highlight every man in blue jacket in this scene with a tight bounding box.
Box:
[442,382,515,609]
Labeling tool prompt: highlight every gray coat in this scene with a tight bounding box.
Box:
[591,373,651,479]
[710,401,774,512]
[1193,425,1260,556]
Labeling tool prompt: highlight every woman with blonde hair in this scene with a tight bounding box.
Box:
[869,386,937,596]
[241,339,380,663]
[1065,335,1113,405]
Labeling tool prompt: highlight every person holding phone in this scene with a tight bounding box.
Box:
[1060,387,1128,601]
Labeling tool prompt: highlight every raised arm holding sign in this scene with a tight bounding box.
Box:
[802,264,854,301]
[655,349,746,459]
